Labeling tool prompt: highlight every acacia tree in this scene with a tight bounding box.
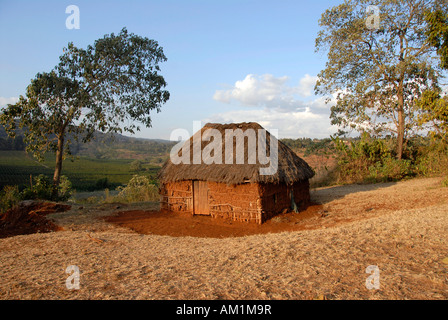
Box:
[315,0,447,159]
[0,28,170,191]
[425,7,448,69]
[418,7,448,141]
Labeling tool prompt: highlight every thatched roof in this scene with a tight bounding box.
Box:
[158,122,314,185]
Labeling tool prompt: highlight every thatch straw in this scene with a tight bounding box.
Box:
[158,122,315,185]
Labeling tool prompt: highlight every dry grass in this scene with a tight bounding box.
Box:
[0,177,447,300]
[159,122,314,185]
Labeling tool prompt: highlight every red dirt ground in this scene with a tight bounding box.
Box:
[0,201,71,238]
[105,203,326,238]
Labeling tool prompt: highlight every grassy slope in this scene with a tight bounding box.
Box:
[0,151,161,191]
[0,138,334,191]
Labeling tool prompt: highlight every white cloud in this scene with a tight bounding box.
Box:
[213,74,290,107]
[204,107,336,139]
[0,96,19,107]
[210,74,338,138]
[297,74,318,97]
[213,74,320,111]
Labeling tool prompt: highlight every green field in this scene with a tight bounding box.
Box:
[0,151,161,191]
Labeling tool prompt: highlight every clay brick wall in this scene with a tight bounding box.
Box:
[258,180,310,222]
[292,180,311,208]
[207,182,262,223]
[160,179,310,224]
[160,181,193,212]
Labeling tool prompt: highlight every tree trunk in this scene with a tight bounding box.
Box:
[53,134,65,196]
[397,110,405,160]
[396,85,405,160]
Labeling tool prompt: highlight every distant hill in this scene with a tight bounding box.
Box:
[69,131,176,163]
[0,123,338,170]
[0,125,176,191]
[0,123,343,190]
[0,125,176,163]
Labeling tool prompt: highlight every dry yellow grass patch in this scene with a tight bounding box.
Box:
[0,177,447,300]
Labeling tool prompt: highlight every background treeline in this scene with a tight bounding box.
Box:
[0,125,176,163]
[1,125,447,193]
[0,126,172,192]
[283,134,448,186]
[281,138,333,156]
[0,133,25,151]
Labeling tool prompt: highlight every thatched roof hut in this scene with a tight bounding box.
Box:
[158,122,315,224]
[159,122,314,183]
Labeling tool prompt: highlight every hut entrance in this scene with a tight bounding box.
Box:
[193,180,210,215]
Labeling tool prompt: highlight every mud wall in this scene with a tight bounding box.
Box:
[160,179,310,224]
[258,180,310,222]
[207,182,262,223]
[160,181,193,212]
[292,180,311,208]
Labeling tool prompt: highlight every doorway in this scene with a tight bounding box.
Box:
[193,180,210,215]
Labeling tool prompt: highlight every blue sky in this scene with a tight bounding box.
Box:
[0,0,340,140]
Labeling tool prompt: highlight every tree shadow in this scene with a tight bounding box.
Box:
[310,181,398,205]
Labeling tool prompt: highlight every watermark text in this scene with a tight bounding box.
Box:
[66,5,80,29]
[170,121,278,176]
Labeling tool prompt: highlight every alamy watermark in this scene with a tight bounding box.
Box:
[65,265,80,290]
[66,5,80,29]
[365,265,380,290]
[366,5,380,30]
[170,121,279,176]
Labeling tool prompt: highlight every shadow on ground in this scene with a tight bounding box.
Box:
[310,181,397,204]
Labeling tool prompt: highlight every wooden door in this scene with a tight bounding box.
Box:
[193,181,210,215]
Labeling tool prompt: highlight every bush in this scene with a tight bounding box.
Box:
[367,158,413,183]
[414,141,448,177]
[331,133,416,184]
[442,176,448,187]
[0,175,73,213]
[21,174,72,202]
[112,175,159,203]
[0,185,22,213]
[57,176,73,201]
[95,177,110,190]
[130,160,144,172]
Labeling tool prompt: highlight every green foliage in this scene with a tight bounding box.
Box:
[417,89,448,141]
[58,176,73,201]
[21,174,72,201]
[414,140,448,176]
[0,28,169,187]
[113,175,159,203]
[130,160,143,172]
[331,133,415,183]
[0,151,161,192]
[424,7,448,69]
[57,27,170,135]
[442,176,448,187]
[367,158,413,183]
[21,174,53,200]
[280,138,334,156]
[330,133,448,184]
[0,185,21,213]
[94,177,110,190]
[315,0,447,159]
[423,6,448,150]
[0,174,73,213]
[333,133,393,163]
